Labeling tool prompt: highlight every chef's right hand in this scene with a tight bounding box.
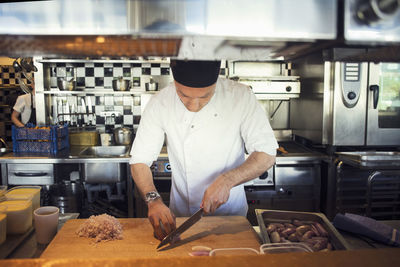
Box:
[147,199,176,240]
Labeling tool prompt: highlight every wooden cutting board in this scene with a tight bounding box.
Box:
[41,216,261,258]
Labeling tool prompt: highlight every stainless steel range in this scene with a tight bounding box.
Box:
[245,141,323,225]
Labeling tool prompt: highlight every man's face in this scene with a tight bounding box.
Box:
[175,80,216,112]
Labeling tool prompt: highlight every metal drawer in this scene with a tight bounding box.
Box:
[8,163,54,185]
[82,163,126,183]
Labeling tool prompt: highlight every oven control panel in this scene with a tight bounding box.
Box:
[151,160,172,180]
[244,167,274,186]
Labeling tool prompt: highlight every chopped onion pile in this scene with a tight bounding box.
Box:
[76,213,123,243]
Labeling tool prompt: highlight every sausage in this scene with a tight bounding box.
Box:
[266,224,277,234]
[302,230,316,240]
[270,231,281,243]
[284,223,295,228]
[313,222,329,237]
[310,224,320,237]
[296,225,311,236]
[270,223,284,228]
[281,228,296,236]
[288,233,298,242]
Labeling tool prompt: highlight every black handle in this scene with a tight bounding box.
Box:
[14,172,48,177]
[369,85,379,109]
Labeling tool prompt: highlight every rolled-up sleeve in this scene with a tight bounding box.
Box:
[13,95,25,113]
[240,88,278,156]
[129,96,165,166]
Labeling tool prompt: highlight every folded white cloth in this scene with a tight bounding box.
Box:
[333,213,399,247]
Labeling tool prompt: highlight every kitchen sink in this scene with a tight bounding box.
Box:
[79,145,130,157]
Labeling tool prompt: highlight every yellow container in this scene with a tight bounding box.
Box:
[69,131,99,146]
[0,200,32,234]
[0,206,6,245]
[6,186,41,215]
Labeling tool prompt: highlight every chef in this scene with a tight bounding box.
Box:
[11,82,36,127]
[130,60,278,240]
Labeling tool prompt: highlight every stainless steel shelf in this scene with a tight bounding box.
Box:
[38,90,157,95]
[38,58,169,64]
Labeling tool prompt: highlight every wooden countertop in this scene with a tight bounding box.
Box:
[1,248,400,266]
[40,216,262,259]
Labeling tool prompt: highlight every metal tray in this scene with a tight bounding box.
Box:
[336,152,400,162]
[255,209,351,251]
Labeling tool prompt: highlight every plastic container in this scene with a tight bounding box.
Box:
[6,186,41,216]
[0,200,32,234]
[0,206,6,245]
[260,243,313,254]
[209,248,260,256]
[12,123,69,154]
[69,131,99,146]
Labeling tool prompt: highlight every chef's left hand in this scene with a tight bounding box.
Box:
[201,174,231,214]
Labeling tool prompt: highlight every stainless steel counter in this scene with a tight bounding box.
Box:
[0,144,325,164]
[0,146,131,164]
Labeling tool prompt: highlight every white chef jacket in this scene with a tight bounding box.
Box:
[130,78,278,217]
[13,94,34,125]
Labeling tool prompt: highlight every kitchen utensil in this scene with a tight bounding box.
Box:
[34,206,59,244]
[145,77,158,91]
[57,99,63,124]
[69,131,99,146]
[255,209,351,250]
[20,58,37,72]
[157,208,203,249]
[57,77,76,91]
[210,247,260,256]
[113,127,132,145]
[112,77,131,91]
[52,97,58,125]
[87,96,93,125]
[81,98,87,125]
[71,103,76,126]
[65,101,70,124]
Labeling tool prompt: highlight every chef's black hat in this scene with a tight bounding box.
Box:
[170,60,221,88]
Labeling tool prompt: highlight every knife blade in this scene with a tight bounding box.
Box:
[157,208,203,249]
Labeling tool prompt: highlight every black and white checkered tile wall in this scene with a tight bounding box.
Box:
[0,65,34,86]
[0,83,21,143]
[48,62,172,89]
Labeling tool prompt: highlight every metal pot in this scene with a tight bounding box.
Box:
[57,77,76,91]
[145,78,158,91]
[113,127,132,145]
[112,77,131,91]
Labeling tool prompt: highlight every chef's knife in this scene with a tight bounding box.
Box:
[157,208,203,249]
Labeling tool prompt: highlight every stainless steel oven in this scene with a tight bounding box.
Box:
[291,51,400,147]
[366,62,400,145]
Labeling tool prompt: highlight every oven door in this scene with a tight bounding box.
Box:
[367,62,400,146]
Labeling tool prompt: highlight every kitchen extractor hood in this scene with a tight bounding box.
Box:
[0,0,338,60]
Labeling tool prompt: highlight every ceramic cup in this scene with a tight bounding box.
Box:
[34,206,59,244]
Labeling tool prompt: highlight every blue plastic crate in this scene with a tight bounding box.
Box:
[12,124,69,154]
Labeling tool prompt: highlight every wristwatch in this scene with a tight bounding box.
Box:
[144,191,161,204]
